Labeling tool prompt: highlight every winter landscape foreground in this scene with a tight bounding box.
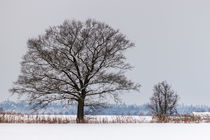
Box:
[1,123,210,140]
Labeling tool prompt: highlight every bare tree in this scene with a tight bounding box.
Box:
[149,81,179,119]
[10,19,140,122]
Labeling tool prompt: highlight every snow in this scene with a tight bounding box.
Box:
[1,123,210,140]
[84,115,152,123]
[0,115,210,139]
[192,112,210,116]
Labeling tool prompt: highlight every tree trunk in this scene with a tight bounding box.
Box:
[76,99,84,123]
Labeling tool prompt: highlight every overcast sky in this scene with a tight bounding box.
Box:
[1,0,210,105]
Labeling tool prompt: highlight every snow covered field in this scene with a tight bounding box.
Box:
[1,123,210,140]
[193,112,210,116]
[1,114,210,140]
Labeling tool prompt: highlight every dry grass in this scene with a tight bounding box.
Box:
[1,112,210,123]
[0,113,146,124]
[0,113,76,123]
[151,114,209,123]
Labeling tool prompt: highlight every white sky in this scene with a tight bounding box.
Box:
[1,0,210,105]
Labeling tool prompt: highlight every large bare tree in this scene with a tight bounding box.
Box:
[10,19,140,122]
[149,81,179,119]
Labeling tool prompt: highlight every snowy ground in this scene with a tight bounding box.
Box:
[1,123,210,140]
[193,112,210,116]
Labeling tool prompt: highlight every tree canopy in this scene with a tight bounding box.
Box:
[10,19,140,122]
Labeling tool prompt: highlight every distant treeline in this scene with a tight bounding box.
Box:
[0,100,210,115]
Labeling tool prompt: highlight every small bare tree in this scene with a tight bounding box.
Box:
[10,19,140,122]
[149,81,179,120]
